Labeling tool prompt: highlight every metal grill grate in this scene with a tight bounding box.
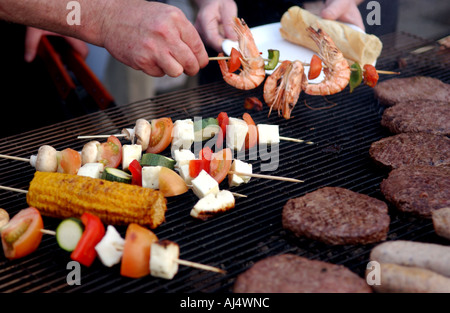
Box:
[0,32,448,293]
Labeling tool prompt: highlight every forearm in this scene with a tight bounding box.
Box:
[0,0,122,46]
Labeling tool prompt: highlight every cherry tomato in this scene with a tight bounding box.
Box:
[121,223,158,278]
[216,112,229,150]
[243,113,258,150]
[146,118,173,154]
[57,148,82,175]
[209,148,232,184]
[159,167,188,197]
[308,54,322,80]
[227,48,243,73]
[128,159,142,186]
[98,135,122,168]
[363,64,379,88]
[1,207,43,260]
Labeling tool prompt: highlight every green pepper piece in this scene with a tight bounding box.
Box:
[264,49,280,70]
[349,62,363,93]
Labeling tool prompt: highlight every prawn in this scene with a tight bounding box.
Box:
[303,27,350,96]
[217,17,265,90]
[263,60,306,119]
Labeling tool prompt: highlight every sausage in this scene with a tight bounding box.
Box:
[370,240,450,277]
[371,263,450,293]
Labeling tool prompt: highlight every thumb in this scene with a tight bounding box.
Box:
[321,0,347,20]
[220,3,238,41]
[24,27,44,62]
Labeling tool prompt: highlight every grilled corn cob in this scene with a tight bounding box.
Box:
[27,171,167,228]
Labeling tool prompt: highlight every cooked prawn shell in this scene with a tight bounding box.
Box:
[218,17,265,90]
[303,27,350,96]
[264,60,306,120]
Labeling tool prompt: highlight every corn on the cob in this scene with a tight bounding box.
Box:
[27,171,167,229]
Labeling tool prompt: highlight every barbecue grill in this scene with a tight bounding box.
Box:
[0,32,448,293]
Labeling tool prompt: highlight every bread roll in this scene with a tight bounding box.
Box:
[280,6,382,66]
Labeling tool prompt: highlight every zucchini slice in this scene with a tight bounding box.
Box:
[194,118,220,142]
[101,167,132,184]
[140,153,176,170]
[56,218,84,252]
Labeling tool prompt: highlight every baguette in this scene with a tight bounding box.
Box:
[280,6,382,66]
[370,240,450,277]
[432,207,450,240]
[370,263,450,293]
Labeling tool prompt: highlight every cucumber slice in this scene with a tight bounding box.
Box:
[140,153,175,170]
[194,118,220,142]
[56,218,84,252]
[101,167,132,184]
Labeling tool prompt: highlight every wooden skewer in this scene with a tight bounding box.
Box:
[228,171,303,183]
[0,185,28,194]
[208,56,400,75]
[279,136,314,144]
[0,154,30,163]
[78,134,127,139]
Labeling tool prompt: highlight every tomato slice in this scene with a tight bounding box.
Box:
[227,48,242,73]
[120,223,158,278]
[1,207,43,260]
[189,159,210,178]
[363,64,379,88]
[98,135,122,168]
[70,212,105,267]
[199,146,213,161]
[146,118,174,154]
[243,113,258,150]
[57,148,82,175]
[209,148,232,184]
[216,112,229,150]
[128,159,142,186]
[308,54,322,80]
[159,167,189,197]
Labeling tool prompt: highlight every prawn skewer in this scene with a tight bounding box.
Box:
[217,17,265,90]
[303,27,351,96]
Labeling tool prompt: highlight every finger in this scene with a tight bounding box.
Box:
[154,51,185,77]
[180,23,209,70]
[321,0,365,31]
[195,16,224,53]
[24,27,44,62]
[220,2,238,41]
[65,38,90,59]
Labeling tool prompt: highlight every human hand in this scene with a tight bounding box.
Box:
[24,27,89,63]
[101,1,208,77]
[321,0,365,31]
[194,0,238,52]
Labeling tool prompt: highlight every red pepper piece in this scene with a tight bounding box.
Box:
[70,213,105,267]
[363,64,379,88]
[189,159,210,178]
[216,112,229,150]
[128,159,142,186]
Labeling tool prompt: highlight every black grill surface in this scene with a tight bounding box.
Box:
[0,32,449,293]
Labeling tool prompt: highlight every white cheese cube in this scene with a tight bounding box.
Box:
[150,240,180,280]
[257,124,280,144]
[226,118,248,151]
[173,149,196,169]
[191,169,219,199]
[142,166,162,189]
[122,144,142,171]
[228,159,252,187]
[77,163,104,179]
[94,225,125,267]
[178,164,194,185]
[190,190,235,220]
[171,119,195,152]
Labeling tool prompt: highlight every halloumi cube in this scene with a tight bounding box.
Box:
[191,169,219,199]
[257,124,280,144]
[171,119,195,152]
[228,159,252,187]
[150,240,180,280]
[226,117,248,151]
[178,164,194,185]
[173,149,196,169]
[122,144,142,171]
[142,166,162,189]
[77,163,104,179]
[190,190,235,220]
[94,225,125,267]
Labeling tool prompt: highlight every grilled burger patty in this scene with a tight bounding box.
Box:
[233,254,372,293]
[380,165,450,217]
[381,100,450,135]
[282,187,390,245]
[374,76,450,106]
[369,133,450,169]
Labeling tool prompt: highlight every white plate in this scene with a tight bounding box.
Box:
[222,22,366,82]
